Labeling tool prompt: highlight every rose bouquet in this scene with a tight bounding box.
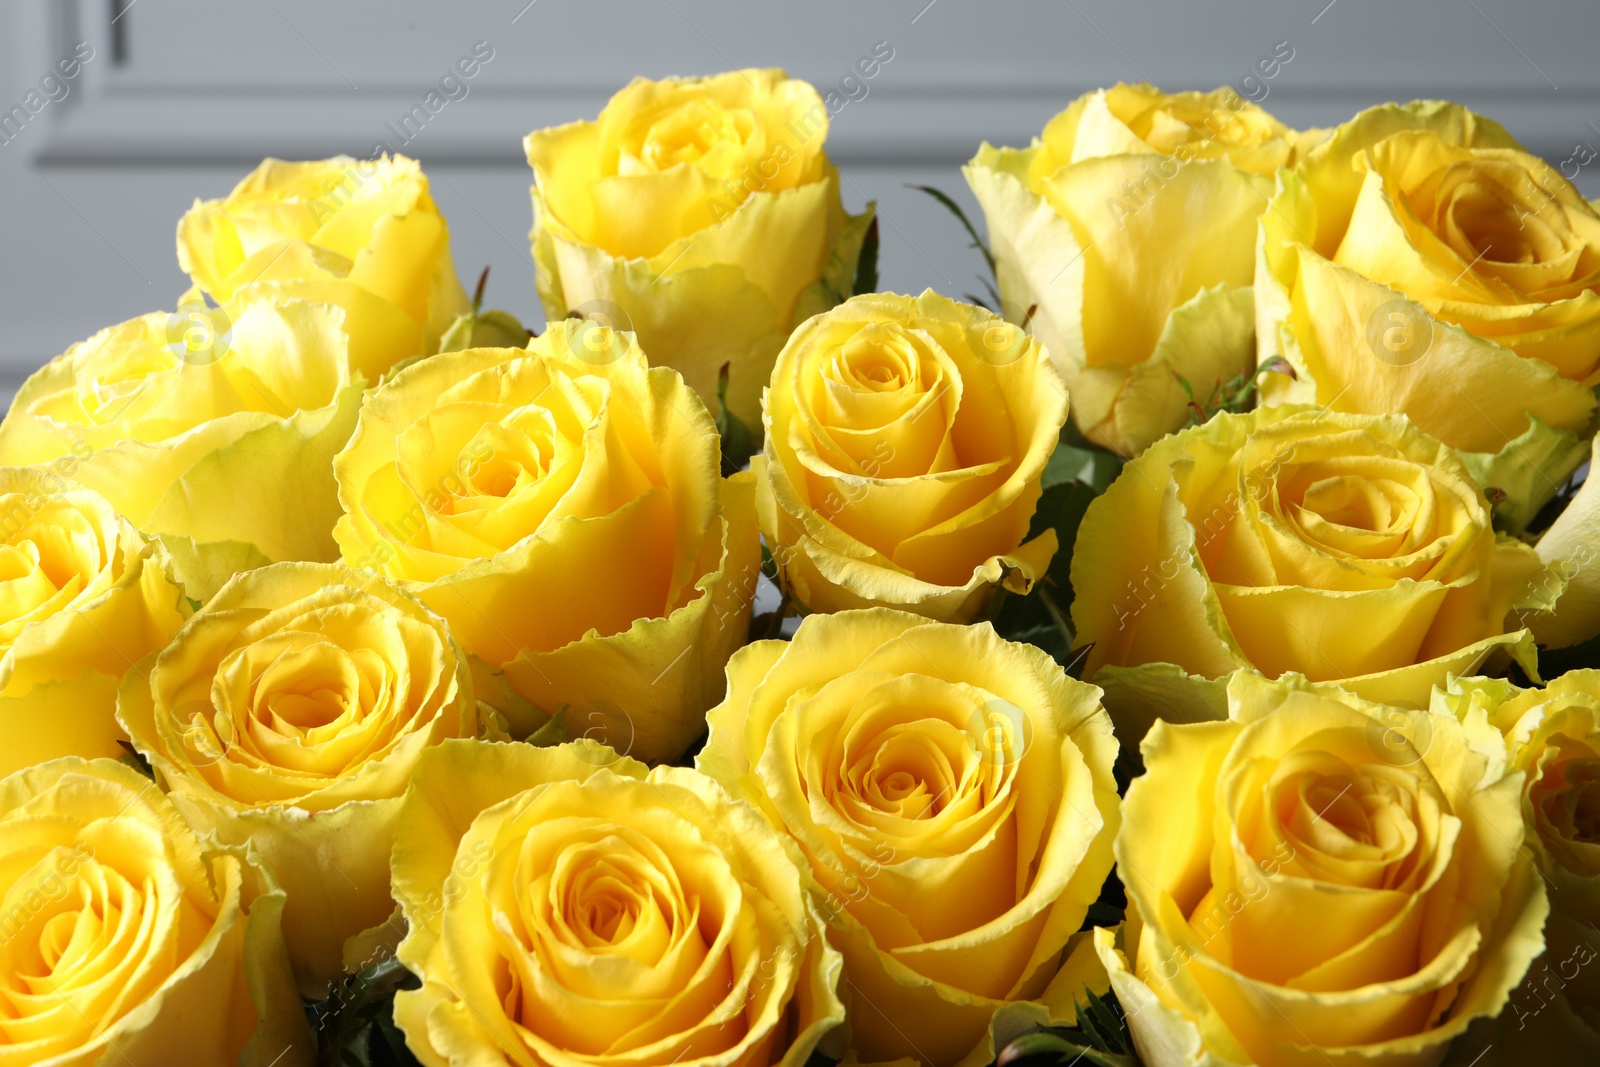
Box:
[1,68,1598,1067]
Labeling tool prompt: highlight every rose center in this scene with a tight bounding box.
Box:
[249,644,361,731]
[809,321,960,480]
[543,839,685,964]
[863,735,951,818]
[576,882,641,944]
[832,330,923,395]
[1297,475,1415,535]
[1536,756,1600,846]
[462,411,556,501]
[16,865,135,989]
[1572,780,1600,842]
[637,99,750,172]
[1302,775,1373,842]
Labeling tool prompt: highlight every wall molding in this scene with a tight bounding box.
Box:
[31,82,1600,171]
[23,0,1600,171]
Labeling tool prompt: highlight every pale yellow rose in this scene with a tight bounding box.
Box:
[966,84,1321,456]
[1071,405,1553,732]
[1097,671,1547,1067]
[0,757,311,1066]
[698,609,1120,1067]
[333,321,759,764]
[390,738,847,1067]
[0,296,365,600]
[527,69,873,428]
[178,154,471,380]
[1257,100,1600,528]
[0,467,184,778]
[116,561,478,994]
[1528,437,1600,649]
[1435,672,1600,1059]
[755,290,1067,622]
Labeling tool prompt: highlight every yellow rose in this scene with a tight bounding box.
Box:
[755,291,1067,622]
[527,69,874,428]
[698,609,1120,1066]
[333,321,759,764]
[1257,100,1600,528]
[966,84,1320,456]
[0,468,184,777]
[390,738,847,1067]
[1529,438,1600,650]
[116,561,478,993]
[1436,672,1600,1058]
[0,296,365,600]
[1098,671,1547,1066]
[1070,405,1552,732]
[178,154,471,380]
[0,757,311,1066]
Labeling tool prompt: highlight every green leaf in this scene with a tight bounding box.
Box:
[1004,622,1071,663]
[980,276,1004,312]
[1093,662,1230,763]
[471,265,490,314]
[994,431,1126,649]
[308,955,423,1067]
[715,361,755,473]
[1041,443,1123,494]
[1178,358,1278,429]
[525,706,569,748]
[993,990,1141,1067]
[908,183,997,277]
[116,740,154,780]
[852,216,879,296]
[372,1011,418,1066]
[791,202,877,327]
[1538,631,1600,677]
[1458,414,1589,534]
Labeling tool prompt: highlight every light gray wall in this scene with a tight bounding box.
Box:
[3,0,1597,388]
